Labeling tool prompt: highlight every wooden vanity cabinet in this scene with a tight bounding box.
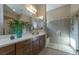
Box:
[0,45,15,55]
[32,35,45,54]
[15,41,24,55]
[39,35,45,51]
[0,35,45,55]
[23,39,32,55]
[15,39,32,55]
[15,35,45,55]
[32,38,40,55]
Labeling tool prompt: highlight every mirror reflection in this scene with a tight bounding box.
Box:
[0,4,45,36]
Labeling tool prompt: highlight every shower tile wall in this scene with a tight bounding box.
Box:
[47,19,70,44]
[47,5,71,45]
[47,4,79,52]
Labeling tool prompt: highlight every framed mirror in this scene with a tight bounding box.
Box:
[0,4,46,36]
[4,4,32,35]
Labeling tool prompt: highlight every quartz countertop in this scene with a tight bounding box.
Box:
[0,30,46,48]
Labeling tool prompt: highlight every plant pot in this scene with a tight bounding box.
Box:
[16,30,22,38]
[10,25,22,38]
[16,26,22,38]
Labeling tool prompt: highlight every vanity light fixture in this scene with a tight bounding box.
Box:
[26,4,37,14]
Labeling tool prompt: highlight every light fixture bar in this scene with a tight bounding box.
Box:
[26,4,37,14]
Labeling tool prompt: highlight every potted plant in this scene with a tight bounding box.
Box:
[8,19,25,38]
[8,18,32,38]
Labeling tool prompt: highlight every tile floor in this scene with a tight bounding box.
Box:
[39,48,73,55]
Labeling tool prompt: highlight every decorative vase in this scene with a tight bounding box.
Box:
[16,25,22,38]
[10,25,22,38]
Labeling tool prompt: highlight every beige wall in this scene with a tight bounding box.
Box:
[37,4,46,17]
[37,5,46,31]
[0,4,3,35]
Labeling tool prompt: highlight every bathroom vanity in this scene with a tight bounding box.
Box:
[0,30,46,55]
[0,4,46,55]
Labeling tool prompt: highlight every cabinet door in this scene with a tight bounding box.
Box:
[16,39,32,55]
[23,39,32,55]
[16,41,24,55]
[32,38,40,55]
[39,35,45,51]
[0,45,15,55]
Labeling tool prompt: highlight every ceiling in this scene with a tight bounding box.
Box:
[6,4,66,16]
[46,4,66,12]
[7,4,32,16]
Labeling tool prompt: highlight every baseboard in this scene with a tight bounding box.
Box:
[48,43,75,54]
